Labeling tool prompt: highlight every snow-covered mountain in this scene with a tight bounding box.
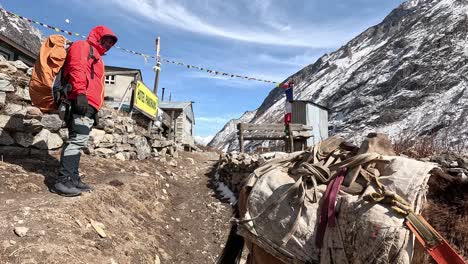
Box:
[0,7,43,56]
[210,0,468,151]
[194,135,214,146]
[207,110,257,151]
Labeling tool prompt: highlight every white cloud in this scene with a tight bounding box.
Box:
[256,51,322,67]
[184,71,280,89]
[197,116,231,124]
[104,0,359,48]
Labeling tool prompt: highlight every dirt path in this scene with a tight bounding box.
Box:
[0,151,231,264]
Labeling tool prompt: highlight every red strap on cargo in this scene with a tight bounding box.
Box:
[316,168,346,248]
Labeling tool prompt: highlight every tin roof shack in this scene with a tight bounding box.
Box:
[291,100,329,148]
[104,66,142,108]
[159,101,195,150]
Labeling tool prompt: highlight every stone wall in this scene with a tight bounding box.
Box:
[216,151,468,197]
[0,57,180,160]
[215,152,287,195]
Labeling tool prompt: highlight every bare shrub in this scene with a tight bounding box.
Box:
[393,132,467,158]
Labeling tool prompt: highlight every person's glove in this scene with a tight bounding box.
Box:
[74,94,88,115]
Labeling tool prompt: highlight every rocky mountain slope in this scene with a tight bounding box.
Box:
[207,110,256,151]
[0,7,43,55]
[210,0,468,151]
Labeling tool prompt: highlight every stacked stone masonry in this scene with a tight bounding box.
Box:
[0,57,181,160]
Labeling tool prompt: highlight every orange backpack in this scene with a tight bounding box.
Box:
[29,35,69,112]
[29,35,95,113]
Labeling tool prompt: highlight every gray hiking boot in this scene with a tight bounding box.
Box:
[73,178,93,192]
[52,180,82,197]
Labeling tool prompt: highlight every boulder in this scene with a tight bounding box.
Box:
[0,115,24,131]
[23,119,44,133]
[120,152,132,160]
[13,132,34,147]
[0,61,17,74]
[47,133,64,149]
[89,129,106,146]
[95,148,115,157]
[126,123,134,133]
[115,144,135,152]
[152,148,159,157]
[160,147,167,157]
[0,79,14,92]
[0,73,12,81]
[25,106,43,119]
[41,114,62,132]
[4,104,27,116]
[122,134,128,144]
[98,142,114,148]
[15,87,31,101]
[58,128,69,141]
[16,76,30,87]
[0,129,15,146]
[102,119,115,133]
[32,130,63,150]
[115,152,125,161]
[8,60,29,71]
[102,134,114,144]
[152,140,173,148]
[0,146,29,156]
[134,135,151,160]
[0,92,6,105]
[114,124,126,135]
[113,134,123,144]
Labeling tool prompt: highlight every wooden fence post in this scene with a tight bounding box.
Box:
[288,123,294,153]
[238,123,244,153]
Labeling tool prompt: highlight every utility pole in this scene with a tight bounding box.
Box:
[148,37,161,132]
[153,37,161,95]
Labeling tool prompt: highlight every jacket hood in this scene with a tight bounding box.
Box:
[87,25,118,55]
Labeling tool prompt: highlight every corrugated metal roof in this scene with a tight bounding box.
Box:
[159,101,192,110]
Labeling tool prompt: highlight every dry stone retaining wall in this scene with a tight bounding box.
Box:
[216,152,287,195]
[0,57,180,160]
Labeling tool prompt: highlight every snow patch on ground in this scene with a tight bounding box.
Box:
[216,181,237,205]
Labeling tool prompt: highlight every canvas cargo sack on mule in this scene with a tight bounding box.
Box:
[235,133,435,264]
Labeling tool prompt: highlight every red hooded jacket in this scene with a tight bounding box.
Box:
[64,26,118,111]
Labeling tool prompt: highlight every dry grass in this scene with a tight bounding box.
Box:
[419,169,468,263]
[392,134,467,263]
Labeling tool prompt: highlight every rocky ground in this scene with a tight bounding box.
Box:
[0,151,231,264]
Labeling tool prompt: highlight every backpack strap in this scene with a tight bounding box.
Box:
[88,45,98,80]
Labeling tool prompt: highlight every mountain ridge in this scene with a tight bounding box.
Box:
[209,0,468,151]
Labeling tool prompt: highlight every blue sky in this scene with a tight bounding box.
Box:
[2,0,404,141]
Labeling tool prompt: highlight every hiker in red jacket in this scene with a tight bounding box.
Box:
[53,26,118,197]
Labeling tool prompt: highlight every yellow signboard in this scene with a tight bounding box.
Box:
[134,81,158,120]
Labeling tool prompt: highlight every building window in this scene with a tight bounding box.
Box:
[0,46,14,61]
[17,55,34,67]
[105,75,116,84]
